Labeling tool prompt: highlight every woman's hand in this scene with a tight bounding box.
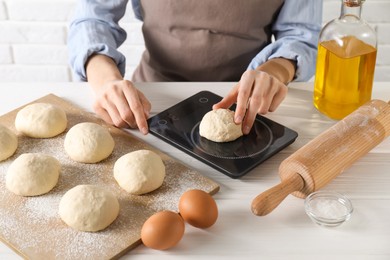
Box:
[213,58,296,135]
[213,70,288,134]
[93,79,151,134]
[85,54,151,135]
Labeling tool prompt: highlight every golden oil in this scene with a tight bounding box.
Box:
[314,36,377,120]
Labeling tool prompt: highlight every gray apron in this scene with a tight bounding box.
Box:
[132,0,284,82]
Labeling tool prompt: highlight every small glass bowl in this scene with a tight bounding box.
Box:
[304,191,353,227]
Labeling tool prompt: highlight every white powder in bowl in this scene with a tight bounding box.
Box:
[309,199,349,219]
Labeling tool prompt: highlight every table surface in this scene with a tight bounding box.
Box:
[0,82,389,260]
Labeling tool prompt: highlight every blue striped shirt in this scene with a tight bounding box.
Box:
[68,0,322,82]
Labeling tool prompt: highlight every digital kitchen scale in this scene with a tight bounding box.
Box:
[147,91,298,178]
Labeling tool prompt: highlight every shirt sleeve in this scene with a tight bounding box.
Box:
[131,0,143,20]
[247,0,322,82]
[67,0,129,81]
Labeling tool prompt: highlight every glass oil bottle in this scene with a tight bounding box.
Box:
[313,0,377,120]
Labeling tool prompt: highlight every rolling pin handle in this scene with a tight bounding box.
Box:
[251,173,304,216]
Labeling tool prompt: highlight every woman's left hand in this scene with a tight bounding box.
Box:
[213,69,288,135]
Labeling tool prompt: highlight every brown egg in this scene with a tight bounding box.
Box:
[179,189,218,228]
[141,210,185,250]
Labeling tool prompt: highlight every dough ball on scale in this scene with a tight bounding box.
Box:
[199,108,243,142]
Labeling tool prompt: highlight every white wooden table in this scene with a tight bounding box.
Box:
[1,82,389,260]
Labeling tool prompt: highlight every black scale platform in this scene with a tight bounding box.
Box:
[147,91,298,178]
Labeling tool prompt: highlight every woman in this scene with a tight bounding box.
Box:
[68,0,322,135]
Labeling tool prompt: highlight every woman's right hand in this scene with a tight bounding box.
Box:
[85,54,151,135]
[92,79,151,134]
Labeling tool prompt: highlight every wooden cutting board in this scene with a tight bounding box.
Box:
[0,94,220,260]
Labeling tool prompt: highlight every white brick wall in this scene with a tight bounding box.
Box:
[0,1,7,20]
[0,0,389,82]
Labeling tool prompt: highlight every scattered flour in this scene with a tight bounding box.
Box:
[0,105,219,259]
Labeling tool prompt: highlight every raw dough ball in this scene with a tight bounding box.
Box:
[15,103,67,138]
[0,124,18,161]
[6,153,60,196]
[199,108,243,142]
[64,122,115,163]
[114,150,165,195]
[59,185,120,232]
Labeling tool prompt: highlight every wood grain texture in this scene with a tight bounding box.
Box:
[280,99,390,198]
[252,99,390,216]
[0,94,220,260]
[251,173,304,216]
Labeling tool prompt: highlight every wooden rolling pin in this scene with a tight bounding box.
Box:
[251,99,390,216]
